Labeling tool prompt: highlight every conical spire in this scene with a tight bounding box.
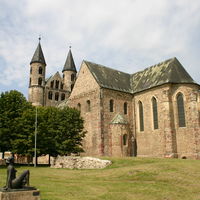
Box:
[30,38,46,65]
[62,47,77,72]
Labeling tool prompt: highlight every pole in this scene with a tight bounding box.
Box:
[34,106,37,167]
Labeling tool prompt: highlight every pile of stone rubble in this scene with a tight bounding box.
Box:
[51,156,112,169]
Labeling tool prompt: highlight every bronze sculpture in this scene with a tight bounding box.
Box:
[4,157,30,190]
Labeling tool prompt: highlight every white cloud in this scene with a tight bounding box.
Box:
[0,0,200,95]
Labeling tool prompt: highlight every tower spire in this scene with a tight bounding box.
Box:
[30,38,46,65]
[62,46,77,72]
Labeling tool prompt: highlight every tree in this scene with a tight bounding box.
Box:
[0,90,32,157]
[0,90,86,162]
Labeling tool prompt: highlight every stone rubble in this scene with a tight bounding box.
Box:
[51,156,112,169]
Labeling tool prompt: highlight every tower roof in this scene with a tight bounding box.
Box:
[30,41,46,65]
[62,48,77,72]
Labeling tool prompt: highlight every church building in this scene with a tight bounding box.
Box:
[28,40,200,159]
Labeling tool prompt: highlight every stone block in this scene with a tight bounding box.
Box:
[0,190,40,200]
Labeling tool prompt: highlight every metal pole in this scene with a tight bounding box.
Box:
[34,106,37,167]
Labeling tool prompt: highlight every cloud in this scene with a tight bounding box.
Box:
[0,0,200,96]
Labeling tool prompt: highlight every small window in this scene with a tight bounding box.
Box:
[61,83,64,90]
[48,91,53,100]
[55,92,59,101]
[123,134,127,145]
[30,67,32,74]
[63,74,65,79]
[177,93,186,127]
[152,97,158,129]
[139,101,144,131]
[39,67,43,74]
[50,81,54,88]
[110,99,114,112]
[124,102,128,115]
[71,84,74,91]
[77,103,81,112]
[86,100,91,112]
[29,78,31,86]
[55,80,59,89]
[71,74,75,81]
[61,93,65,101]
[38,77,42,86]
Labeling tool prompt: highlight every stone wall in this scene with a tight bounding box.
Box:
[101,88,133,156]
[68,62,103,156]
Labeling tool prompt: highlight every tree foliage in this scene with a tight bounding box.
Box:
[0,90,86,159]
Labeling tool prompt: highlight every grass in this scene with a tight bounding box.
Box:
[0,157,200,200]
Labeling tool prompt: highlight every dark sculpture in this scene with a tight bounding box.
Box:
[3,157,30,190]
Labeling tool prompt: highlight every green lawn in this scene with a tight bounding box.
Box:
[0,157,200,200]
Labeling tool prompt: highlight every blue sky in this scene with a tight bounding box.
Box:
[0,0,200,98]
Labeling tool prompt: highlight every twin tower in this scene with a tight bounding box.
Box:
[28,40,77,106]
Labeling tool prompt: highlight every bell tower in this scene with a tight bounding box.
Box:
[62,47,77,92]
[28,38,46,106]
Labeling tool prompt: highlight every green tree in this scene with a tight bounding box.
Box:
[55,107,86,155]
[0,90,32,157]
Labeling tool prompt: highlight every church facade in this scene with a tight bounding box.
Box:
[29,41,200,159]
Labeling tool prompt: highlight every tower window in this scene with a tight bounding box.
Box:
[139,101,144,131]
[110,99,114,112]
[71,74,75,81]
[177,93,186,127]
[61,83,64,90]
[124,102,128,115]
[38,77,42,86]
[86,100,91,112]
[71,84,74,91]
[55,92,59,101]
[77,103,81,112]
[61,93,65,101]
[123,134,127,145]
[50,81,54,88]
[48,91,53,100]
[55,80,59,89]
[29,78,31,86]
[39,67,43,74]
[30,67,32,74]
[63,74,65,79]
[152,97,158,129]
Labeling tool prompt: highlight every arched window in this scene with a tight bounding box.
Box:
[71,84,74,91]
[71,74,75,81]
[123,134,127,145]
[110,99,114,112]
[177,93,186,127]
[50,81,54,88]
[139,101,144,131]
[38,67,43,74]
[38,77,42,86]
[152,97,158,129]
[61,83,64,90]
[55,92,59,101]
[124,102,128,115]
[61,93,65,101]
[55,80,59,89]
[86,100,91,112]
[48,91,53,100]
[77,103,81,112]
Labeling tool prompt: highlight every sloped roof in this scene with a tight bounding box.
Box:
[84,61,132,93]
[131,57,196,93]
[84,57,197,94]
[111,113,128,124]
[30,42,46,65]
[62,49,77,72]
